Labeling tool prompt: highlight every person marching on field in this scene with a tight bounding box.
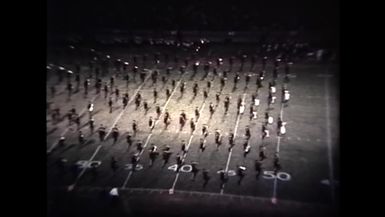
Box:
[135,140,143,153]
[216,92,220,105]
[75,72,80,92]
[213,67,218,78]
[162,146,172,166]
[181,140,187,154]
[283,89,290,107]
[209,102,215,118]
[237,165,246,185]
[202,124,209,138]
[83,78,89,96]
[207,80,211,90]
[243,141,251,157]
[111,156,118,172]
[277,117,283,131]
[161,75,166,86]
[135,92,142,110]
[166,88,171,99]
[98,125,106,141]
[148,144,159,167]
[89,118,95,134]
[126,133,133,148]
[199,138,206,152]
[171,79,176,90]
[50,85,56,98]
[256,75,263,89]
[204,62,210,78]
[220,77,226,91]
[249,106,255,121]
[143,101,149,114]
[74,114,81,130]
[110,76,115,92]
[156,105,161,119]
[245,126,251,140]
[223,70,228,79]
[229,56,234,70]
[273,66,278,80]
[233,73,240,88]
[131,153,139,172]
[148,116,154,130]
[58,136,66,147]
[166,66,172,77]
[164,110,171,129]
[140,70,146,83]
[269,81,277,95]
[203,89,208,101]
[262,56,268,70]
[176,154,183,172]
[115,87,120,102]
[66,110,73,126]
[273,153,282,173]
[259,145,267,161]
[202,169,210,188]
[122,93,128,109]
[267,91,275,109]
[245,73,251,87]
[224,95,230,115]
[133,65,138,80]
[179,114,186,131]
[259,69,265,81]
[95,78,102,94]
[180,81,186,96]
[195,106,200,121]
[251,55,256,70]
[262,124,270,139]
[78,131,85,144]
[228,132,235,151]
[215,129,222,149]
[216,57,222,68]
[108,97,113,113]
[193,82,198,98]
[284,62,291,83]
[240,54,247,71]
[179,66,186,75]
[239,102,245,115]
[190,118,196,134]
[193,61,199,76]
[132,120,138,136]
[237,96,242,111]
[87,101,94,119]
[66,82,73,99]
[153,88,158,103]
[124,72,129,89]
[70,106,76,115]
[112,125,119,143]
[151,70,158,85]
[103,82,109,99]
[255,159,262,178]
[219,169,228,189]
[191,162,199,181]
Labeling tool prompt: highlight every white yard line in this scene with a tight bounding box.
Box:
[324,76,335,203]
[220,93,247,194]
[68,72,153,191]
[169,101,206,192]
[271,98,284,204]
[121,74,186,188]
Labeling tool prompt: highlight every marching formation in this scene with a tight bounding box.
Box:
[48,43,293,189]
